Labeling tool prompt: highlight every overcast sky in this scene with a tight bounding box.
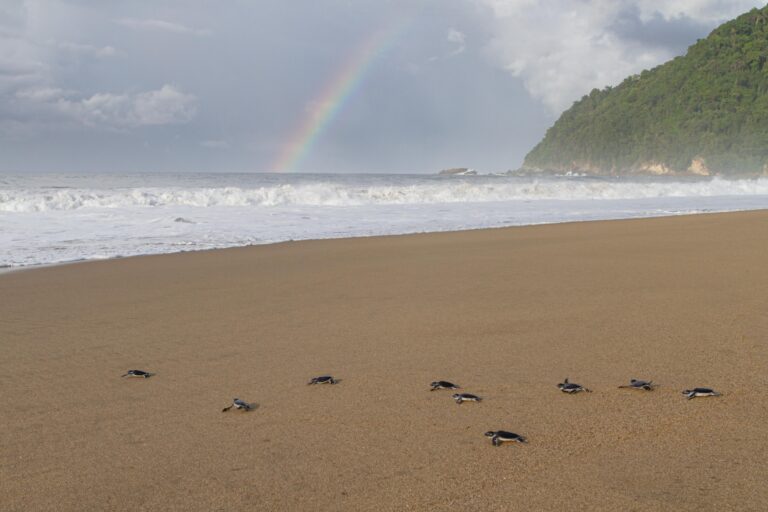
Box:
[0,0,763,173]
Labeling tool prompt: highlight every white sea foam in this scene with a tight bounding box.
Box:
[1,173,766,268]
[2,176,768,212]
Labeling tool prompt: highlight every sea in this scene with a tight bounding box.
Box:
[1,172,767,269]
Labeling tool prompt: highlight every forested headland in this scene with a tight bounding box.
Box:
[522,6,768,176]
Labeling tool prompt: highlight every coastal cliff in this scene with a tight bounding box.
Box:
[522,6,768,177]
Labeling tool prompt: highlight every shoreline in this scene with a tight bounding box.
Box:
[2,210,767,510]
[3,206,767,276]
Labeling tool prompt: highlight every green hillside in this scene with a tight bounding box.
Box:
[522,5,768,176]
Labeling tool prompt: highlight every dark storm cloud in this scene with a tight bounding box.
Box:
[610,7,714,52]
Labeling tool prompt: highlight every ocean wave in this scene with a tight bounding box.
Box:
[2,177,768,212]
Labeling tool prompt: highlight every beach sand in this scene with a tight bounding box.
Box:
[2,211,767,511]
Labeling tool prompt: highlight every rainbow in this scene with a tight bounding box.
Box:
[271,19,410,172]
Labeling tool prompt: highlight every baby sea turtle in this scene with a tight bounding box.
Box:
[222,398,252,412]
[308,375,337,385]
[452,393,482,404]
[682,387,721,399]
[619,379,655,391]
[121,369,153,378]
[484,431,527,446]
[430,380,459,391]
[558,378,591,394]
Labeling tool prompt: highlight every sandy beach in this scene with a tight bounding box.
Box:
[2,211,767,511]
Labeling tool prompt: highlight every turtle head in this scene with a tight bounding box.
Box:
[484,431,497,437]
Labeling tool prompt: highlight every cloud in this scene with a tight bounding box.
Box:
[633,0,764,23]
[0,28,46,92]
[0,5,199,135]
[427,28,467,63]
[129,85,198,125]
[116,18,211,36]
[54,41,116,57]
[447,29,466,57]
[200,139,230,149]
[15,86,68,101]
[17,84,198,128]
[0,1,25,28]
[474,0,764,113]
[3,0,763,172]
[0,58,42,81]
[0,16,115,98]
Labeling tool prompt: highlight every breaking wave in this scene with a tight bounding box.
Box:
[2,176,768,212]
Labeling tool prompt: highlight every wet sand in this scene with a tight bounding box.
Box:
[2,211,767,511]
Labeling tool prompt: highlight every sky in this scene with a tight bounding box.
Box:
[0,0,764,174]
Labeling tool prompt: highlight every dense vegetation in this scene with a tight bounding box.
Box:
[523,6,768,176]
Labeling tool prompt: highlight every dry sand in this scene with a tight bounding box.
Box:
[2,211,768,511]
